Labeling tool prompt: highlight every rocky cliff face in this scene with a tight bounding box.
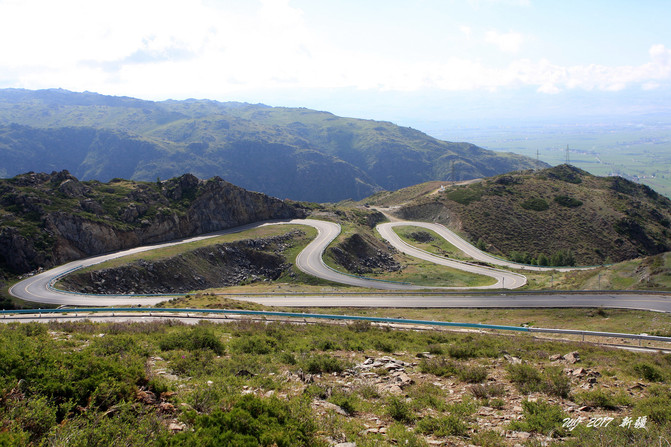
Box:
[0,171,306,274]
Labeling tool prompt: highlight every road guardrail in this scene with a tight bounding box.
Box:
[2,307,669,347]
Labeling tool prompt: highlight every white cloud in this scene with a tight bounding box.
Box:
[1,1,670,100]
[484,30,525,53]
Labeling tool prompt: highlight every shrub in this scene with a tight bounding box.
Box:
[386,395,415,423]
[457,365,489,383]
[372,337,396,353]
[635,385,671,424]
[509,399,566,436]
[356,382,380,400]
[446,397,478,419]
[166,394,317,447]
[490,398,505,410]
[169,349,217,377]
[9,396,58,443]
[507,363,543,394]
[471,429,506,447]
[328,389,358,415]
[633,362,665,382]
[507,364,571,397]
[419,357,457,377]
[521,197,549,211]
[427,343,444,355]
[416,414,468,437]
[409,382,445,411]
[543,366,572,398]
[302,354,350,374]
[470,383,506,400]
[230,334,278,355]
[554,195,583,208]
[549,249,576,267]
[445,187,482,205]
[159,326,225,355]
[386,423,428,447]
[573,388,632,410]
[448,343,477,359]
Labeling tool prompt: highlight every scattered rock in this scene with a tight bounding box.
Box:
[564,351,581,364]
[136,389,157,405]
[313,400,349,416]
[169,422,186,432]
[504,354,522,365]
[159,402,176,414]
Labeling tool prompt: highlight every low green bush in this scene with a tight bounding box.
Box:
[386,395,415,423]
[507,364,571,397]
[166,394,317,447]
[507,363,543,394]
[419,357,457,377]
[633,362,665,382]
[521,197,549,211]
[159,326,225,355]
[301,354,350,374]
[328,389,358,415]
[509,399,566,436]
[470,383,506,399]
[554,195,583,208]
[457,365,489,383]
[573,388,632,410]
[416,414,468,437]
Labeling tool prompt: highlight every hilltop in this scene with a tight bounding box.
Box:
[0,88,545,202]
[381,165,671,266]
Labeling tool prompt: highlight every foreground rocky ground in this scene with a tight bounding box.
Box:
[4,318,666,446]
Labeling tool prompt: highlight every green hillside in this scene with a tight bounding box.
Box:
[391,165,671,265]
[0,89,546,202]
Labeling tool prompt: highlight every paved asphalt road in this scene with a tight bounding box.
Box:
[9,218,670,312]
[376,222,527,288]
[233,293,671,312]
[377,221,582,272]
[9,218,429,306]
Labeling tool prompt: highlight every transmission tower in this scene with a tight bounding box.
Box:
[565,144,570,165]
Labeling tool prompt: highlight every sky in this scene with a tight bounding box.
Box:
[1,0,670,128]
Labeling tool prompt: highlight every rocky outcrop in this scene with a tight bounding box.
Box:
[328,233,400,274]
[0,227,51,272]
[60,232,301,294]
[0,171,307,274]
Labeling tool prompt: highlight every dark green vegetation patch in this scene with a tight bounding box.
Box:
[554,195,583,208]
[520,197,549,211]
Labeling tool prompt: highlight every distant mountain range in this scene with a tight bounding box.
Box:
[0,88,546,202]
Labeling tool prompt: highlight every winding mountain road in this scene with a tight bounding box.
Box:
[9,217,668,312]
